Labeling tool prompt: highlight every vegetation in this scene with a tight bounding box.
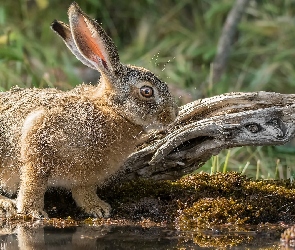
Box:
[101,171,295,247]
[97,172,295,226]
[1,0,295,177]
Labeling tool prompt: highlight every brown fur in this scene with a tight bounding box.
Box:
[0,3,177,218]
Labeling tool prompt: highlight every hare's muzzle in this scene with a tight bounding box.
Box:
[158,103,179,126]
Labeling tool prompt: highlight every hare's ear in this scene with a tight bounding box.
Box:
[51,20,97,70]
[68,2,120,74]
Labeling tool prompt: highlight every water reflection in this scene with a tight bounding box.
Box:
[0,223,180,250]
[0,221,284,249]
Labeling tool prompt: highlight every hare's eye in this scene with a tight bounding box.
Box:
[140,86,154,98]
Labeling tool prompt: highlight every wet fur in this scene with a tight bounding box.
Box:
[0,3,177,218]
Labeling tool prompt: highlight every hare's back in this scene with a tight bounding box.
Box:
[0,86,91,121]
[0,87,84,156]
[0,87,63,115]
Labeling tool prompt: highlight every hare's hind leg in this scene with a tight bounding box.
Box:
[71,185,111,218]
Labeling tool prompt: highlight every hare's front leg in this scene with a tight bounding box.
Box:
[71,185,111,218]
[0,196,17,217]
[17,163,48,218]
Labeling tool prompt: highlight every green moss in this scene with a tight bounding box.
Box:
[98,172,295,229]
[177,197,249,230]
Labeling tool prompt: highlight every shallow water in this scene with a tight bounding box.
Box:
[0,222,285,249]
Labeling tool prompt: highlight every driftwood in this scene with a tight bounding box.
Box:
[110,91,295,183]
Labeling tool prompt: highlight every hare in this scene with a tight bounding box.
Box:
[0,2,178,218]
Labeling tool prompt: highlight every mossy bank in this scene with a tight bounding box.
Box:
[43,172,295,228]
[101,172,295,228]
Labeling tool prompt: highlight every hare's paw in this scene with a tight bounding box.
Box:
[72,186,111,218]
[18,209,48,219]
[0,197,17,218]
[86,199,111,218]
[28,210,48,219]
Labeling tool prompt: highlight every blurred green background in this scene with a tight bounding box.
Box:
[1,0,295,179]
